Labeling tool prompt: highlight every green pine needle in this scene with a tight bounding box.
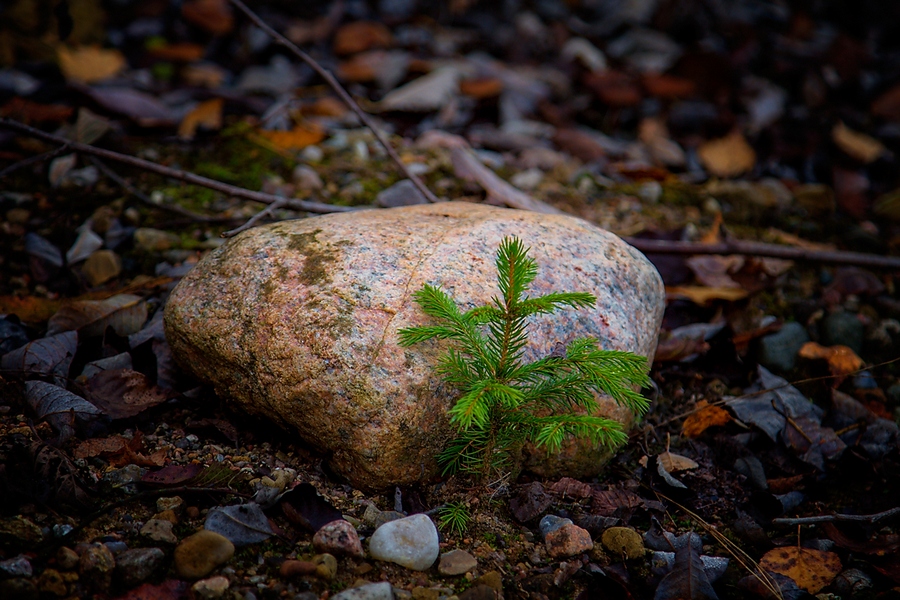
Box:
[398,236,651,482]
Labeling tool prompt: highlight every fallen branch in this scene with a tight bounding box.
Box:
[227,0,440,205]
[88,156,238,224]
[0,118,358,215]
[624,237,900,270]
[0,143,71,179]
[222,198,288,237]
[772,506,900,526]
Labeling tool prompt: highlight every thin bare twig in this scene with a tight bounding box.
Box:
[624,237,900,270]
[88,156,238,224]
[222,198,289,237]
[0,118,359,215]
[0,143,71,178]
[227,0,441,205]
[772,506,900,526]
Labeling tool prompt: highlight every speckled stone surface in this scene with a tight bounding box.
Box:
[164,202,664,490]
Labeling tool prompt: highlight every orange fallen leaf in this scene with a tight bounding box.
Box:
[682,400,732,438]
[798,341,864,385]
[178,98,224,140]
[0,296,64,323]
[148,42,206,62]
[698,130,756,177]
[832,121,885,163]
[666,285,749,305]
[181,0,234,35]
[759,546,841,593]
[0,98,74,123]
[57,45,126,83]
[256,124,326,151]
[333,21,392,55]
[459,77,504,99]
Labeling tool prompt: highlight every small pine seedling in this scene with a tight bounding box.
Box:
[398,236,651,482]
[436,501,472,536]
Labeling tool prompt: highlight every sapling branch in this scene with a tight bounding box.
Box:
[398,236,651,482]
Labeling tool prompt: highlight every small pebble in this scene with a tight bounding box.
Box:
[539,515,572,538]
[376,179,427,208]
[331,581,395,600]
[301,145,324,163]
[545,524,594,558]
[115,547,165,588]
[36,569,68,597]
[191,575,230,599]
[279,559,317,578]
[510,168,544,190]
[757,322,809,372]
[79,543,116,593]
[313,519,364,558]
[368,514,439,571]
[821,311,865,355]
[140,519,178,544]
[0,555,32,578]
[173,530,235,580]
[82,250,122,286]
[133,228,180,252]
[472,570,503,591]
[438,549,478,576]
[0,577,37,600]
[362,504,405,529]
[293,165,324,191]
[458,585,496,600]
[104,464,143,487]
[313,553,338,580]
[0,516,44,548]
[157,496,185,514]
[55,547,79,571]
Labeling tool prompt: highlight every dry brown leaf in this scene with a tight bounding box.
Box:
[257,124,326,151]
[333,21,392,55]
[682,400,733,438]
[548,477,593,499]
[57,45,126,83]
[697,131,756,177]
[181,0,234,35]
[638,451,699,472]
[653,333,710,363]
[798,341,865,385]
[148,42,206,62]
[686,255,745,288]
[832,121,885,163]
[666,285,750,305]
[0,296,63,323]
[0,97,74,123]
[178,98,224,140]
[459,77,504,99]
[758,546,841,593]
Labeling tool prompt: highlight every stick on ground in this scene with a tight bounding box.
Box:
[227,0,441,205]
[0,118,359,216]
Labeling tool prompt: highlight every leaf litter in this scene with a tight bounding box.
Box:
[1,0,900,598]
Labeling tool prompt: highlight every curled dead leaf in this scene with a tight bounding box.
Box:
[798,341,864,385]
[697,131,756,177]
[256,124,326,151]
[57,45,126,83]
[682,400,733,438]
[832,121,885,163]
[666,285,750,305]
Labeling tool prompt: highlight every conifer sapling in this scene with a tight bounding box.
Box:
[398,237,651,482]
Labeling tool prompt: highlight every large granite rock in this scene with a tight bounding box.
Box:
[164,202,664,490]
